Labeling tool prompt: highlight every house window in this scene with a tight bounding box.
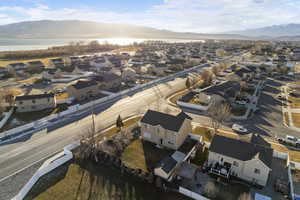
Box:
[48,98,50,102]
[233,161,239,167]
[254,168,260,174]
[32,100,36,103]
[19,101,23,105]
[220,158,223,162]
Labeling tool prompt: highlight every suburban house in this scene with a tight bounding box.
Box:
[69,56,82,65]
[42,68,58,80]
[15,93,57,112]
[26,61,45,73]
[140,109,193,150]
[67,80,99,101]
[50,58,65,68]
[208,134,273,187]
[0,67,9,79]
[89,57,111,71]
[122,67,136,82]
[92,73,121,90]
[7,62,26,75]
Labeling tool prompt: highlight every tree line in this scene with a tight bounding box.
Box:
[0,41,121,60]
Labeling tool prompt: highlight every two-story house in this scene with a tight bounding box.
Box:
[67,79,99,101]
[208,134,273,187]
[140,110,192,150]
[50,58,65,68]
[92,73,121,90]
[0,67,9,79]
[7,63,26,75]
[15,93,56,113]
[26,61,45,73]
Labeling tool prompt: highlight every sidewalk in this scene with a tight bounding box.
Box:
[281,86,300,132]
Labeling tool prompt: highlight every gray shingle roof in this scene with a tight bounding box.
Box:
[157,156,177,174]
[209,135,273,168]
[72,80,98,90]
[141,109,192,132]
[16,93,54,101]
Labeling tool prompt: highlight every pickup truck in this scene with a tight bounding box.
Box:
[277,135,300,148]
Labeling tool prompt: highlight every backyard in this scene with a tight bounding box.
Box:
[122,139,174,172]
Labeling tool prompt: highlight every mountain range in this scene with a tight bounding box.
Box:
[1,20,300,41]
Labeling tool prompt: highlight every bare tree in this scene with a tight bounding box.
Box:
[76,114,99,162]
[185,77,191,89]
[201,69,213,86]
[207,99,231,134]
[211,65,220,75]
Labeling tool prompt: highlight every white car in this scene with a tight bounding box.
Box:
[232,124,248,133]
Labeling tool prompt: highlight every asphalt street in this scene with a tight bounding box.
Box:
[0,75,189,181]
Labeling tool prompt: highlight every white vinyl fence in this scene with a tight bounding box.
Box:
[0,63,206,142]
[179,187,210,200]
[12,141,80,200]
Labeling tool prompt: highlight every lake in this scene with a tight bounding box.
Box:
[0,38,205,52]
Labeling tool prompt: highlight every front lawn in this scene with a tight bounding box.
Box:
[289,96,300,109]
[292,113,300,128]
[122,139,173,172]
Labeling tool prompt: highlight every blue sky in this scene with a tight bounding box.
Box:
[1,0,300,33]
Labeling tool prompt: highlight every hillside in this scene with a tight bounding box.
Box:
[0,20,247,40]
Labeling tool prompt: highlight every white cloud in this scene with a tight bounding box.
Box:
[0,0,300,33]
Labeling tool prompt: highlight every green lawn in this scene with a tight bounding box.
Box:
[122,139,173,172]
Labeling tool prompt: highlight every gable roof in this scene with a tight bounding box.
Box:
[15,93,54,101]
[9,63,26,68]
[209,135,273,168]
[141,109,192,132]
[27,61,44,66]
[71,80,98,90]
[157,156,177,174]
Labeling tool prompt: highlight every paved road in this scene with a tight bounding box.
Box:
[0,74,191,181]
[238,77,300,138]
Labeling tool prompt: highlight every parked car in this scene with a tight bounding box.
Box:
[235,100,247,105]
[232,124,248,133]
[277,94,285,99]
[277,135,300,148]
